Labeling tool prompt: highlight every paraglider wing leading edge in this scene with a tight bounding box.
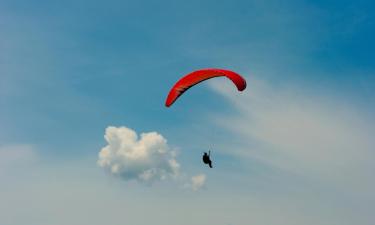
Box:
[165,68,247,107]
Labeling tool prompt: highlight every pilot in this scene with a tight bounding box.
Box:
[202,151,213,168]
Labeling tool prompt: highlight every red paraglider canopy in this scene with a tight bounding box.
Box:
[165,68,246,107]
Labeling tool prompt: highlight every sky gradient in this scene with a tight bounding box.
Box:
[1,0,374,225]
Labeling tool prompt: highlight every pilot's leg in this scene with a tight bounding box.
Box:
[208,160,212,168]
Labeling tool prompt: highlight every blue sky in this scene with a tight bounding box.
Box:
[1,0,374,224]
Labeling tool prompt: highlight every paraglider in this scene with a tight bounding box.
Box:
[202,151,213,168]
[165,68,247,107]
[165,68,247,168]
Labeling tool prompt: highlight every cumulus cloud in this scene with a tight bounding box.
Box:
[191,174,206,191]
[98,126,180,183]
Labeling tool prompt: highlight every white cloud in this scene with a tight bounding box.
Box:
[210,77,375,192]
[98,126,180,183]
[0,144,36,175]
[191,174,206,191]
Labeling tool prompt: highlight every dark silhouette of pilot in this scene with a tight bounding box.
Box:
[202,151,213,168]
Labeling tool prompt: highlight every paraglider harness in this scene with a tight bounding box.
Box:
[203,151,213,168]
